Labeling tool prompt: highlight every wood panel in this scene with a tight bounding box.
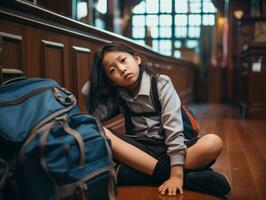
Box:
[0,35,2,83]
[72,45,91,112]
[41,39,65,86]
[0,32,22,70]
[251,74,266,105]
[244,43,266,118]
[0,31,24,82]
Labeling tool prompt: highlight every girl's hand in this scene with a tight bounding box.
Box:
[158,176,183,196]
[158,165,184,196]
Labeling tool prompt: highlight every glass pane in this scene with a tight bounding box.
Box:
[203,14,215,25]
[160,0,172,13]
[133,1,146,14]
[160,27,172,38]
[152,40,159,51]
[159,15,172,26]
[189,1,201,13]
[150,27,159,38]
[95,18,106,29]
[188,14,201,25]
[147,0,159,13]
[146,15,158,26]
[160,49,171,56]
[96,0,107,14]
[175,15,187,26]
[159,40,171,50]
[174,40,182,48]
[132,27,145,38]
[174,50,181,58]
[203,2,216,13]
[175,0,188,13]
[186,40,199,48]
[77,2,88,19]
[188,26,200,38]
[135,40,145,45]
[175,26,187,38]
[132,15,145,26]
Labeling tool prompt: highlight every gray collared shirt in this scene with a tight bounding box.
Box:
[82,71,187,166]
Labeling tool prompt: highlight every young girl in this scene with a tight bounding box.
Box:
[82,43,231,197]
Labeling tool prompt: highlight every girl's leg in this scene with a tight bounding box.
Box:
[183,134,231,197]
[104,128,222,174]
[103,128,157,175]
[184,134,223,170]
[104,128,230,196]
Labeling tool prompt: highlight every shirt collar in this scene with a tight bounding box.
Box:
[138,70,151,96]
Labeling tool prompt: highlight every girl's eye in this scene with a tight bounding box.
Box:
[121,57,126,63]
[109,68,115,74]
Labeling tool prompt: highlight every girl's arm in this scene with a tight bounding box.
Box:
[156,75,187,194]
[157,75,187,167]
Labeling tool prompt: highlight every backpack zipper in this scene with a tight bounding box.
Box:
[0,87,52,107]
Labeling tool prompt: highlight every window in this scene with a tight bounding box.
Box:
[132,0,216,58]
[94,0,107,29]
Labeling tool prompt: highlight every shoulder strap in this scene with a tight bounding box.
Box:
[150,74,162,113]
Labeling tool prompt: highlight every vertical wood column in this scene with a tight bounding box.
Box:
[41,40,65,86]
[72,45,91,112]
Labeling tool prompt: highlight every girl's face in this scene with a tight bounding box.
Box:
[102,51,141,87]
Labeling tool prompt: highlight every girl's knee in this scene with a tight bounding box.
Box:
[202,134,223,155]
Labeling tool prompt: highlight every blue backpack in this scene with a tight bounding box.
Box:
[0,77,115,200]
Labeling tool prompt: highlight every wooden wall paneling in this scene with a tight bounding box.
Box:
[41,39,65,86]
[248,73,266,117]
[0,31,22,70]
[72,45,91,112]
[0,31,24,81]
[0,34,2,83]
[154,63,194,105]
[241,43,266,118]
[25,26,42,78]
[251,74,266,105]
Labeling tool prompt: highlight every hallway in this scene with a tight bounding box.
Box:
[117,104,266,200]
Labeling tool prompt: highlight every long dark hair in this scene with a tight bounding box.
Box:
[87,42,154,120]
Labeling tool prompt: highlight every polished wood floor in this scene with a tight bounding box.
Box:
[116,104,266,200]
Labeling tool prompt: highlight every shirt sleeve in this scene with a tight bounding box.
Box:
[157,75,187,166]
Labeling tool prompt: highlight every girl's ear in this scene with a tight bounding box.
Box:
[135,56,141,65]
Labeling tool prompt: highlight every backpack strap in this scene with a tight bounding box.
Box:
[150,74,162,113]
[150,74,165,136]
[0,158,9,189]
[119,98,134,133]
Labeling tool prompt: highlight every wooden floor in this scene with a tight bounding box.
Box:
[116,104,266,200]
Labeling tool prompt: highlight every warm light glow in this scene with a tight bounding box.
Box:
[234,10,244,19]
[218,17,225,25]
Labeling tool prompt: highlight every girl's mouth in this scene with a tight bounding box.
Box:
[124,73,133,79]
